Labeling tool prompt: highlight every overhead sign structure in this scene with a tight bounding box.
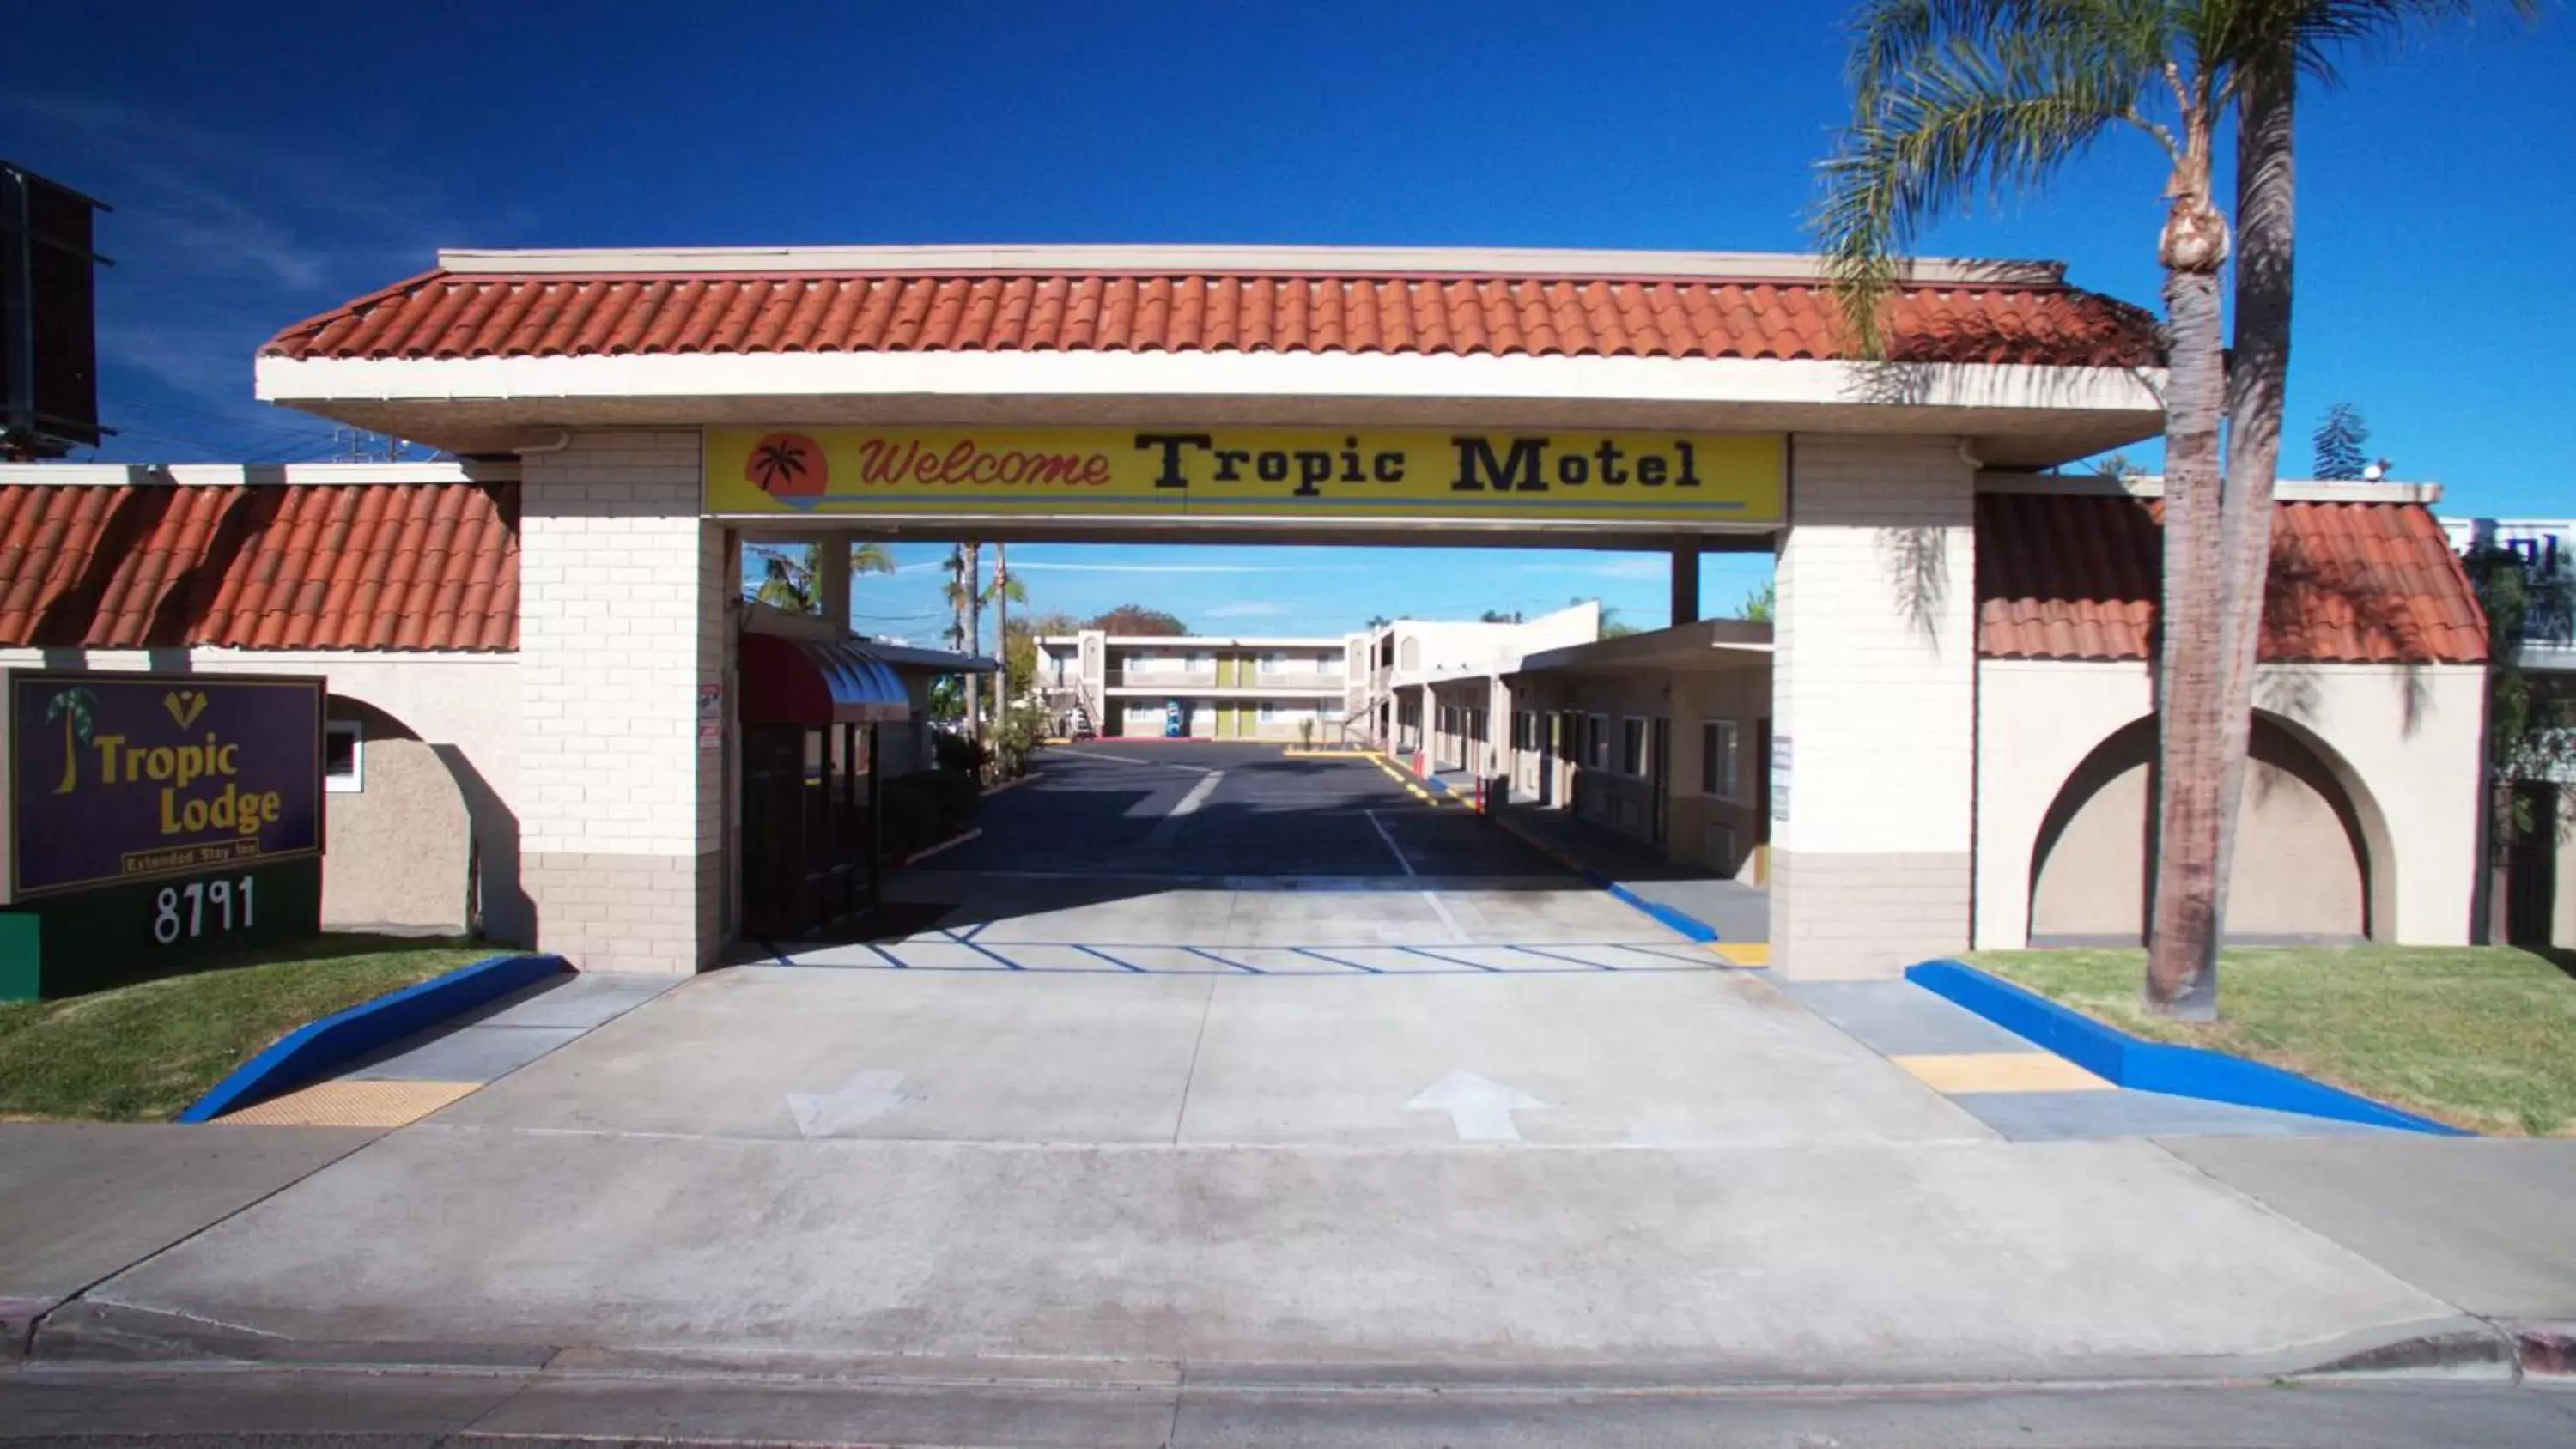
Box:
[9,672,324,899]
[705,427,1784,527]
[4,671,325,1000]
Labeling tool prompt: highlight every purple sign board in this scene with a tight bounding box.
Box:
[9,670,324,900]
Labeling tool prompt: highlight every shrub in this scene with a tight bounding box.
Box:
[991,702,1049,779]
[932,731,988,776]
[880,767,982,860]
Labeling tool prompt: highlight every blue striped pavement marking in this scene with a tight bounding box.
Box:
[1292,946,1382,973]
[1075,943,1148,973]
[1505,943,1625,972]
[1396,945,1505,973]
[1185,946,1264,974]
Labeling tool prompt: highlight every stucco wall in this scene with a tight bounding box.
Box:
[0,646,525,943]
[1976,659,2486,949]
[2028,718,2369,942]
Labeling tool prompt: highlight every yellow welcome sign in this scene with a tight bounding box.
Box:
[704,427,1783,526]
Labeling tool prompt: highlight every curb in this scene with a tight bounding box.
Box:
[1904,959,2472,1136]
[176,952,569,1124]
[20,1295,2536,1388]
[901,827,983,866]
[1483,809,1723,944]
[982,770,1042,797]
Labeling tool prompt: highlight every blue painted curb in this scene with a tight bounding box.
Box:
[179,952,569,1123]
[1479,808,1727,944]
[1604,882,1720,943]
[1905,959,2471,1136]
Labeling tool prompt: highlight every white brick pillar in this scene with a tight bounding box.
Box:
[1770,436,1978,979]
[518,431,726,974]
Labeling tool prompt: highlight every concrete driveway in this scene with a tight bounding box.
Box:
[44,743,2494,1386]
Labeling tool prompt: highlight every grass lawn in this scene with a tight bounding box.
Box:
[1964,946,2576,1137]
[0,936,496,1123]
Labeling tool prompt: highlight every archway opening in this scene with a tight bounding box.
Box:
[2027,712,2379,946]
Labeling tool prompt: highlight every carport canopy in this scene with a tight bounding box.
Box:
[738,634,914,724]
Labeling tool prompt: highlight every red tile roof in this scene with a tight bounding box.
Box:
[262,269,2162,368]
[1977,491,2488,665]
[0,482,518,652]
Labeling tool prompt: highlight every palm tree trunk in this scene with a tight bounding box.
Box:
[2148,248,2228,1016]
[2211,58,2296,943]
[993,543,1010,730]
[56,712,76,794]
[964,543,984,745]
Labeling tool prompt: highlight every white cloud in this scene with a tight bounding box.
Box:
[1516,556,1671,581]
[1012,561,1376,575]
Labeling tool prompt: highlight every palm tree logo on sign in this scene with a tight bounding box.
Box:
[746,433,828,509]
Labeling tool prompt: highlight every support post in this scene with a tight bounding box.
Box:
[815,538,851,631]
[1670,544,1701,625]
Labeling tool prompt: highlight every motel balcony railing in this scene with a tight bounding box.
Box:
[1109,670,1346,690]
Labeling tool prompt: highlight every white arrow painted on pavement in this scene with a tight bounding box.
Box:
[1405,1069,1549,1143]
[787,1070,926,1139]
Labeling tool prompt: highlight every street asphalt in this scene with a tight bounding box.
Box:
[6,740,2573,1444]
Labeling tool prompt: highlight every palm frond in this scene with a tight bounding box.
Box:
[2212,0,2536,90]
[1818,15,2158,354]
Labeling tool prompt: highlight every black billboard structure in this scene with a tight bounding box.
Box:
[1,161,110,460]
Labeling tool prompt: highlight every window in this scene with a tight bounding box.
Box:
[325,720,364,793]
[1621,717,1648,777]
[1585,714,1608,769]
[1701,719,1740,799]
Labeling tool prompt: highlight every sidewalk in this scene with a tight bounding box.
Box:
[1486,801,1770,945]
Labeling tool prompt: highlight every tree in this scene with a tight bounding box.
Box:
[2312,403,2371,480]
[1027,610,1081,638]
[1478,609,1524,624]
[944,544,984,740]
[1820,0,2528,1018]
[1738,580,1776,625]
[1364,614,1392,630]
[746,541,894,617]
[2461,540,2576,940]
[1088,604,1189,636]
[2093,452,2144,482]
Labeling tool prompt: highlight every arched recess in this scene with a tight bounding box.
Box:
[2026,711,2390,945]
[321,694,520,939]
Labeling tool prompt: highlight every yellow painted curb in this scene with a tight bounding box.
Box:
[1890,1052,2113,1094]
[1709,942,1771,967]
[221,1078,480,1127]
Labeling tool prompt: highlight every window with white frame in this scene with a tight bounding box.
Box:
[1620,717,1648,777]
[1701,719,1740,799]
[325,719,364,793]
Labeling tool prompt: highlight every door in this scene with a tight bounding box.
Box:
[2506,783,2558,947]
[1649,717,1672,848]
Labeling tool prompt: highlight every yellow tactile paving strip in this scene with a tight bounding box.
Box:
[1709,942,1770,967]
[221,1079,479,1127]
[1892,1052,2114,1094]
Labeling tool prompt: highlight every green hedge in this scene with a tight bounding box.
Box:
[883,768,982,861]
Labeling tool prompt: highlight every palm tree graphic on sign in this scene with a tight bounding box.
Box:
[745,433,827,506]
[44,686,99,795]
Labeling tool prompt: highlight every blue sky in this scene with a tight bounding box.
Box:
[8,1,2569,642]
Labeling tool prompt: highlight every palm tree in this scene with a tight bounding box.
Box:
[1820,0,2525,1017]
[750,541,896,617]
[44,686,98,795]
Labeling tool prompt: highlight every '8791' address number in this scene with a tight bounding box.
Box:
[155,876,256,945]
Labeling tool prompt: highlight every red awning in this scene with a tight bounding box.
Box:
[738,634,914,725]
